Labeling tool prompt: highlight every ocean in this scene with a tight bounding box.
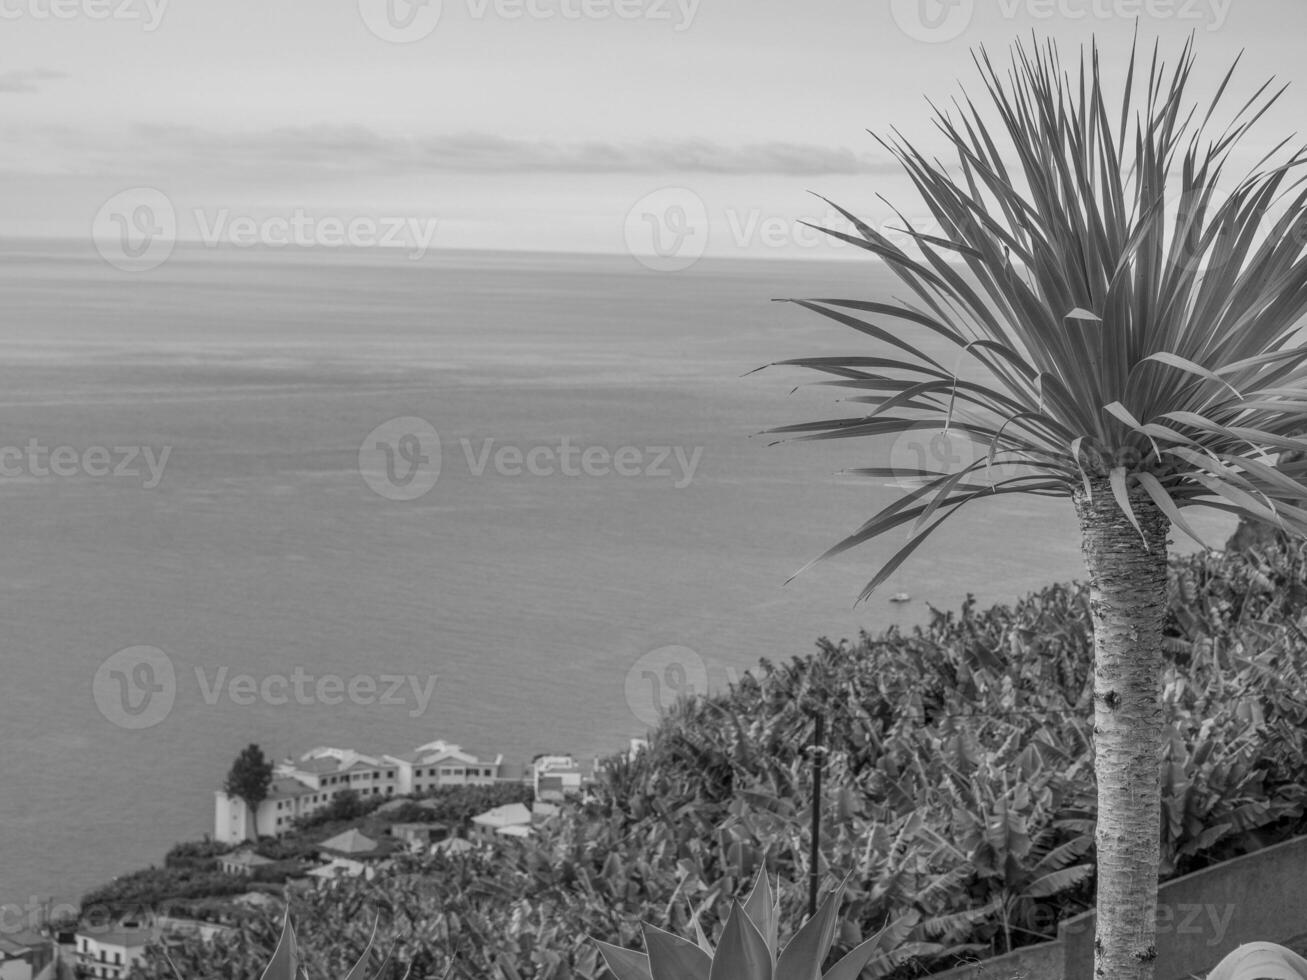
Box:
[0,240,1233,917]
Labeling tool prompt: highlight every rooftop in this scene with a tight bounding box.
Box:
[75,927,152,949]
[318,828,382,855]
[472,802,533,828]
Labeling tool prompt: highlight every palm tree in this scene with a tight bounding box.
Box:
[769,36,1307,980]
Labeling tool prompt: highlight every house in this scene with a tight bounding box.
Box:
[531,755,587,801]
[280,747,400,800]
[218,849,274,877]
[388,822,449,850]
[214,775,320,843]
[214,747,402,843]
[213,739,513,843]
[384,740,502,795]
[74,925,151,980]
[0,932,53,980]
[470,802,533,841]
[316,829,393,872]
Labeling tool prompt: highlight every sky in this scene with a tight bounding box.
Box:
[4,0,1307,259]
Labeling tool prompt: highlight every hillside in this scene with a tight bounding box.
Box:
[132,544,1307,980]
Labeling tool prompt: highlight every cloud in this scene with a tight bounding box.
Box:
[0,68,68,94]
[0,122,900,177]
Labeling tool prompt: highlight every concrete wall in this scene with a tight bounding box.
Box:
[1060,833,1307,980]
[926,940,1062,980]
[925,834,1307,980]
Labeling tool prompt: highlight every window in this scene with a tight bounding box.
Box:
[115,953,122,964]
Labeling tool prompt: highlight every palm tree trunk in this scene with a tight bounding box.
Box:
[1074,479,1170,980]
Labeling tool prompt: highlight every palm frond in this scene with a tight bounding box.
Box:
[774,34,1307,597]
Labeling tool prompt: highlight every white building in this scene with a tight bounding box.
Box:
[0,933,52,980]
[384,740,502,795]
[214,775,322,843]
[74,926,151,980]
[470,802,534,840]
[218,849,275,876]
[532,755,586,801]
[214,747,402,843]
[279,747,399,799]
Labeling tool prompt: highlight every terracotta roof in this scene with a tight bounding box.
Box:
[318,829,380,855]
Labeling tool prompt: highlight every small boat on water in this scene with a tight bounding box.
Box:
[889,592,912,604]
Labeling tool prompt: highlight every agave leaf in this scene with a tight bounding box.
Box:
[643,924,713,980]
[259,911,297,980]
[774,874,852,980]
[342,918,381,980]
[692,915,715,956]
[821,919,904,980]
[593,940,654,980]
[710,902,773,980]
[741,868,780,960]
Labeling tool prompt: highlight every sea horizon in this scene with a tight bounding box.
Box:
[0,242,1237,918]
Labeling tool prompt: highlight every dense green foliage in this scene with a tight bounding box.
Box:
[82,869,253,922]
[135,546,1307,979]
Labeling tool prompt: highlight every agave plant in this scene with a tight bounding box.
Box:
[593,870,897,980]
[769,34,1307,980]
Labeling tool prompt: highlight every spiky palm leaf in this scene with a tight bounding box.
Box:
[768,35,1307,603]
